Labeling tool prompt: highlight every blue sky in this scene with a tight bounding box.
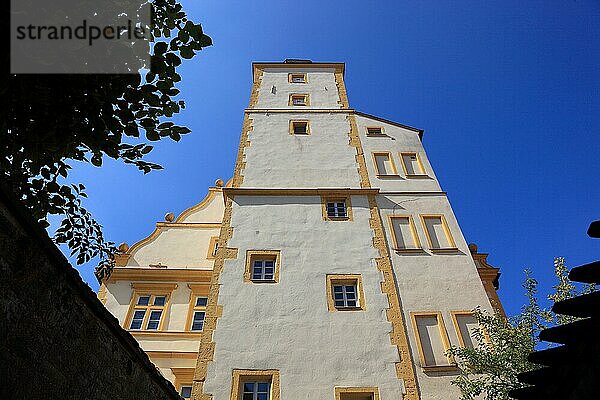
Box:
[60,1,600,318]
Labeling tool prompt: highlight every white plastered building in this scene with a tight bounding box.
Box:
[100,60,503,400]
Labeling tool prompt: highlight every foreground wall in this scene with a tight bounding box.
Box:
[0,185,181,400]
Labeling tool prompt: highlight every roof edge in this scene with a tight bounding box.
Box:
[252,61,345,79]
[354,111,424,139]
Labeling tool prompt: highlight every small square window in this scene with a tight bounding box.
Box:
[180,386,192,399]
[366,127,384,136]
[289,73,307,83]
[137,296,150,306]
[196,297,208,307]
[327,274,365,312]
[335,388,380,400]
[290,120,310,135]
[289,94,309,106]
[233,370,279,400]
[322,197,352,221]
[245,251,281,283]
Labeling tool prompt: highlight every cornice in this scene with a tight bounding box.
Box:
[106,268,212,283]
[223,188,380,197]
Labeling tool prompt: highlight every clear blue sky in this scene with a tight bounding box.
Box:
[58,1,600,318]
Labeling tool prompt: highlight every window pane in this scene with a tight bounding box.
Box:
[137,296,150,306]
[257,382,270,392]
[146,310,162,330]
[264,273,274,280]
[192,311,205,331]
[196,297,208,307]
[180,386,192,399]
[130,310,145,329]
[334,292,344,300]
[153,296,166,306]
[333,285,343,293]
[345,285,355,293]
[264,260,274,268]
[335,300,345,307]
[243,383,255,392]
[346,300,357,307]
[242,394,253,400]
[257,394,268,400]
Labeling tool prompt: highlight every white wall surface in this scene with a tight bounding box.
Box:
[241,113,362,188]
[204,195,406,399]
[378,193,493,400]
[255,68,343,109]
[355,115,442,193]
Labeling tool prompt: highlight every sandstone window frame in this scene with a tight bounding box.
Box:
[334,387,380,400]
[419,214,458,253]
[171,368,194,399]
[289,93,310,106]
[289,120,310,135]
[231,369,280,400]
[387,215,422,252]
[372,152,399,177]
[244,250,281,283]
[186,283,210,331]
[410,311,456,372]
[207,236,219,259]
[288,72,308,84]
[450,310,488,349]
[365,126,385,137]
[399,152,428,178]
[124,283,177,331]
[321,196,353,221]
[326,274,366,312]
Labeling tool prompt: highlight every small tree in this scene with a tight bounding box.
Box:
[446,257,595,400]
[2,0,212,280]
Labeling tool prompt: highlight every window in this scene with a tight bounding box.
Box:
[244,250,281,283]
[171,368,194,400]
[372,152,398,176]
[125,283,177,331]
[288,73,307,83]
[366,126,384,136]
[321,197,353,221]
[289,93,309,106]
[187,283,210,332]
[231,369,280,400]
[180,386,192,399]
[289,120,310,135]
[207,236,219,259]
[451,311,485,349]
[326,274,365,311]
[400,152,427,177]
[410,312,455,371]
[420,215,457,252]
[335,387,380,400]
[190,296,208,331]
[388,215,421,252]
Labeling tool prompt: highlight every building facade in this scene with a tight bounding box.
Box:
[100,60,502,400]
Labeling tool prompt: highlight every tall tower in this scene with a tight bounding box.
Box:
[100,60,502,400]
[196,60,498,400]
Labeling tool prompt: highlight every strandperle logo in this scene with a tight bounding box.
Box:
[11,0,151,74]
[15,19,148,47]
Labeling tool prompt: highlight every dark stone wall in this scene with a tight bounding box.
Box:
[0,186,182,400]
